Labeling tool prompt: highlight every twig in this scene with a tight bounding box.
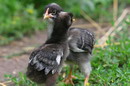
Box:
[81,10,103,32]
[111,26,123,37]
[0,83,6,86]
[113,0,118,21]
[0,81,12,86]
[23,46,35,51]
[98,9,129,45]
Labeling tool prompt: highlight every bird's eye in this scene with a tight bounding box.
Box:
[52,10,56,15]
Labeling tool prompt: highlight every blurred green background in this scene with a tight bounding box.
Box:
[0,0,130,45]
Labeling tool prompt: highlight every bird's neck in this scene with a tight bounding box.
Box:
[45,21,68,44]
[47,22,54,39]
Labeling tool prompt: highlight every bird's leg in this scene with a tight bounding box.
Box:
[63,68,76,86]
[79,60,91,86]
[84,75,90,86]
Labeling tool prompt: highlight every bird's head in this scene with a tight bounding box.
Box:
[43,3,63,22]
[58,12,73,28]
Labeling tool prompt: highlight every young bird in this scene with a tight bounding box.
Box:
[26,10,73,86]
[66,28,95,86]
[43,3,95,86]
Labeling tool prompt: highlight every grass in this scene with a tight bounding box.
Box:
[0,0,46,45]
[4,20,130,86]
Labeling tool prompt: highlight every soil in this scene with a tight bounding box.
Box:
[0,19,110,82]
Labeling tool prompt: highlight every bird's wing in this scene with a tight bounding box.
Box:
[29,45,63,75]
[77,29,95,53]
[68,28,95,53]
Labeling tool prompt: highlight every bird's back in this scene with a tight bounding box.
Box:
[68,27,95,54]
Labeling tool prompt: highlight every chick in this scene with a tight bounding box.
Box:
[26,10,73,86]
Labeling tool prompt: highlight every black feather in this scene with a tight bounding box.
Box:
[69,28,95,54]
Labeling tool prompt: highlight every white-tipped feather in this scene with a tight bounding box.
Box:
[33,55,38,64]
[56,55,61,65]
[29,59,32,63]
[45,68,50,75]
[68,35,72,41]
[52,69,56,74]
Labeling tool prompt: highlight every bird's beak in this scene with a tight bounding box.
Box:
[43,8,54,19]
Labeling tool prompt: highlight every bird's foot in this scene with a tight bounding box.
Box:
[84,76,90,86]
[63,75,76,86]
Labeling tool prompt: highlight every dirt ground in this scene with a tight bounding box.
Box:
[0,19,110,82]
[0,31,47,81]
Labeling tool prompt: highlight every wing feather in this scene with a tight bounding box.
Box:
[29,45,63,75]
[68,28,95,53]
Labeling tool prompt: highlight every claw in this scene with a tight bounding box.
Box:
[63,68,76,86]
[63,75,76,86]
